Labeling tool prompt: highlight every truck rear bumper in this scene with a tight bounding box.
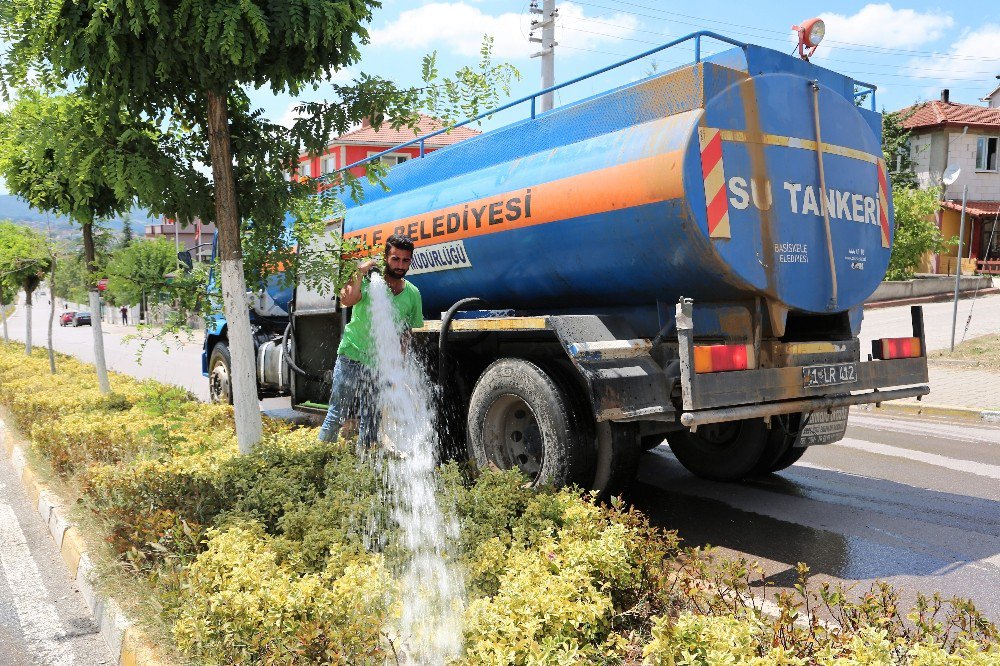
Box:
[676,300,930,427]
[680,383,929,427]
[684,356,929,411]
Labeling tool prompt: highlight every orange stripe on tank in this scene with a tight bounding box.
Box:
[343,150,686,248]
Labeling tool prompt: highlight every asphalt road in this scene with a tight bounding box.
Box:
[634,412,1000,622]
[0,424,113,665]
[3,298,209,400]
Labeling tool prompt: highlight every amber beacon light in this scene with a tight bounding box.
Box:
[792,17,825,60]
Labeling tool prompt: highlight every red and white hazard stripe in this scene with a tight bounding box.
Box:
[699,127,731,239]
[875,159,891,249]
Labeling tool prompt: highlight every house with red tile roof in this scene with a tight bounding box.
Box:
[296,115,481,180]
[898,89,1000,274]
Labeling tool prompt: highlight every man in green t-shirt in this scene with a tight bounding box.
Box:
[317,234,423,444]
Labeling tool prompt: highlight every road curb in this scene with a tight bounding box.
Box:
[853,402,1000,422]
[864,288,999,310]
[0,416,167,665]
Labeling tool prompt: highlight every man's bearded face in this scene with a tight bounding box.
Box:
[385,246,413,279]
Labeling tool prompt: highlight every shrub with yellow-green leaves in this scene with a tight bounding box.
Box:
[173,523,393,665]
[2,340,999,665]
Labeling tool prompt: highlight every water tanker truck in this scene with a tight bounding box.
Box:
[203,32,929,494]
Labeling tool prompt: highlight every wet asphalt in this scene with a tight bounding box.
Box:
[631,411,1000,621]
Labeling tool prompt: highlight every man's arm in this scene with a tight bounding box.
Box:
[339,260,375,307]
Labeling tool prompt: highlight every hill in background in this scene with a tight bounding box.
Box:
[0,195,154,241]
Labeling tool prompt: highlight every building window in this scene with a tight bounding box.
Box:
[323,155,336,174]
[976,137,998,171]
[298,161,310,178]
[368,152,409,168]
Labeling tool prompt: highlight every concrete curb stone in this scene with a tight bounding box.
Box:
[0,416,168,665]
[854,402,1000,422]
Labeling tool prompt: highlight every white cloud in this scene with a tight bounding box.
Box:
[817,3,953,51]
[369,2,637,59]
[907,24,1000,84]
[278,102,310,130]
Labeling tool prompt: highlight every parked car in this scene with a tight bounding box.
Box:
[72,312,91,327]
[59,311,76,326]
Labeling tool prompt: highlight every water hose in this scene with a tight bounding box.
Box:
[282,321,326,382]
[438,297,487,388]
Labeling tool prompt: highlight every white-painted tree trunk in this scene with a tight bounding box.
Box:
[24,302,32,355]
[206,89,263,454]
[220,259,263,453]
[2,296,9,343]
[88,290,111,393]
[47,277,56,374]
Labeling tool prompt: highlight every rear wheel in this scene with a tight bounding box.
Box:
[768,446,807,473]
[208,342,234,405]
[666,418,768,481]
[467,358,592,489]
[592,421,641,501]
[749,413,802,476]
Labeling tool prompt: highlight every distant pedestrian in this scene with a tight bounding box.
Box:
[120,305,128,325]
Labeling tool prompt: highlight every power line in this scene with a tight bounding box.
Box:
[557,21,999,95]
[568,14,1000,76]
[572,0,1000,62]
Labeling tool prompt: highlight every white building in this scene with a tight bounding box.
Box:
[899,89,1000,274]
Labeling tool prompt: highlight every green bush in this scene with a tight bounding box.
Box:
[886,186,953,281]
[172,523,392,665]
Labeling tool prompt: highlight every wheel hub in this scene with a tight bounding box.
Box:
[209,363,230,403]
[483,395,544,480]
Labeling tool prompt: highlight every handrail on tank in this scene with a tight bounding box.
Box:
[330,31,748,176]
[853,80,878,112]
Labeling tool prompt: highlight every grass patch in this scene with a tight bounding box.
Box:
[930,334,1000,372]
[2,340,998,665]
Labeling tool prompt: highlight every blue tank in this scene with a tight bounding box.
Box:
[340,44,891,331]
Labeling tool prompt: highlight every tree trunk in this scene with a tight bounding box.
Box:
[23,287,32,355]
[206,89,263,453]
[47,258,56,374]
[1,293,8,343]
[82,222,111,393]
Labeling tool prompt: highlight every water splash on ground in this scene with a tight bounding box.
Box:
[364,274,465,663]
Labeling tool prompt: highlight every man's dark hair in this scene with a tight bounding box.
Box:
[385,234,415,255]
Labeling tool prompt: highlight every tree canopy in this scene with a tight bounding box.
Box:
[3,0,518,451]
[104,237,177,306]
[0,220,51,292]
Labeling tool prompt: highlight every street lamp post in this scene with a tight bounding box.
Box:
[950,184,968,352]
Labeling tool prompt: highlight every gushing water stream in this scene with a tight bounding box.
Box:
[364,274,465,663]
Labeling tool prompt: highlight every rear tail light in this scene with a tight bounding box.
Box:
[693,344,755,373]
[872,337,922,360]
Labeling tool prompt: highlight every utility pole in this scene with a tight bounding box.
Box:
[529,0,558,113]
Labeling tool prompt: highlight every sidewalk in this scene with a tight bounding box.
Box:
[859,294,1000,420]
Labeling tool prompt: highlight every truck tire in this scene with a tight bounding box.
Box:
[767,446,807,473]
[592,422,641,501]
[666,418,768,481]
[467,358,591,489]
[208,342,234,405]
[749,413,802,476]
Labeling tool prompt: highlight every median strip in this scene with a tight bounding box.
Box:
[1,341,998,664]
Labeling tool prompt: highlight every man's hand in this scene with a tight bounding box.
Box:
[340,260,376,307]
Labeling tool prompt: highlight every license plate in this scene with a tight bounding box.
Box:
[802,362,857,387]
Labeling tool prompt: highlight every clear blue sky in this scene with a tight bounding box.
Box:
[251,0,1000,134]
